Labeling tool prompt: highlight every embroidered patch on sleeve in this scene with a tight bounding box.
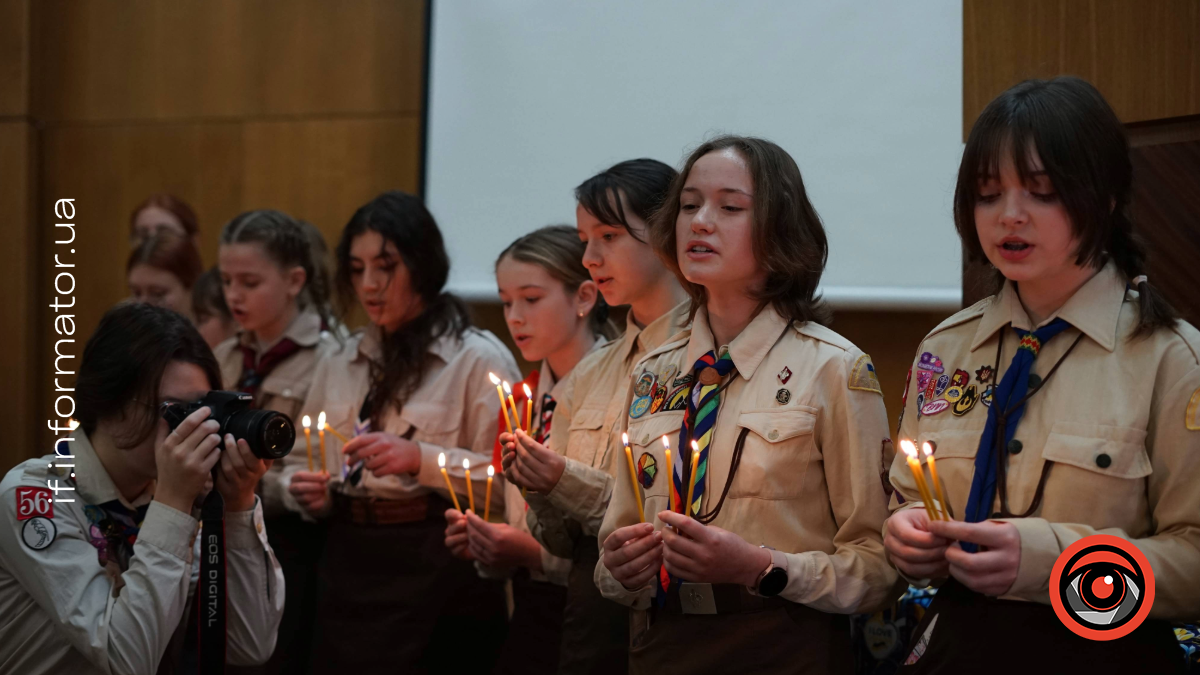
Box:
[15,487,54,521]
[849,354,884,396]
[1187,386,1200,431]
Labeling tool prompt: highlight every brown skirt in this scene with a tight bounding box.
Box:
[629,598,853,675]
[558,536,631,675]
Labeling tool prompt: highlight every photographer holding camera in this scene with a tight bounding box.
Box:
[0,303,285,675]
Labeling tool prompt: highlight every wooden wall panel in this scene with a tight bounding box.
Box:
[963,0,1200,137]
[0,0,29,117]
[31,0,426,122]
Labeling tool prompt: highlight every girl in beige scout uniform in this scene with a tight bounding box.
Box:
[213,209,338,675]
[501,159,689,674]
[444,225,611,674]
[0,303,284,674]
[598,136,898,674]
[883,78,1200,674]
[284,191,518,673]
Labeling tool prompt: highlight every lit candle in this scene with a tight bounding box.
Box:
[489,372,515,434]
[684,441,701,518]
[503,380,522,433]
[68,418,79,430]
[662,436,675,513]
[484,465,494,521]
[302,415,314,472]
[621,433,645,523]
[523,383,533,433]
[922,441,950,521]
[319,414,349,444]
[900,440,939,521]
[316,411,328,475]
[438,453,462,512]
[463,459,476,513]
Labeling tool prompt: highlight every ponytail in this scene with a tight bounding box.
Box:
[1108,214,1177,338]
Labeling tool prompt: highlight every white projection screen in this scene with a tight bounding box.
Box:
[425,0,964,310]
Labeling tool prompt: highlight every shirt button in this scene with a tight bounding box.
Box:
[641,435,650,446]
[1028,374,1042,389]
[768,430,779,441]
[1096,453,1112,469]
[1007,439,1023,455]
[283,389,292,397]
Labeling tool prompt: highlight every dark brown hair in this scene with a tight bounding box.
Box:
[651,135,830,326]
[954,76,1175,338]
[126,230,204,289]
[191,266,231,322]
[575,158,677,241]
[336,191,470,427]
[129,193,199,238]
[496,225,618,339]
[76,303,221,447]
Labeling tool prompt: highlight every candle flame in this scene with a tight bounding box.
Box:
[691,440,699,453]
[317,411,327,428]
[302,414,311,428]
[68,418,80,430]
[463,458,470,470]
[523,383,532,398]
[489,372,501,385]
[900,439,918,458]
[621,432,629,446]
[661,435,670,448]
[438,452,446,468]
[922,441,936,457]
[502,380,513,394]
[487,465,494,477]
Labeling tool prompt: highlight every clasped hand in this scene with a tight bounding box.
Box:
[884,508,1021,597]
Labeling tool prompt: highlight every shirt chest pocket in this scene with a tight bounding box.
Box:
[565,407,608,467]
[259,376,312,421]
[625,412,687,501]
[1040,422,1150,523]
[398,401,462,446]
[729,406,819,501]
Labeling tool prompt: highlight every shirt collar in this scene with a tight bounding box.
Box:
[238,308,324,352]
[71,430,154,510]
[970,261,1127,353]
[619,301,691,364]
[686,304,790,380]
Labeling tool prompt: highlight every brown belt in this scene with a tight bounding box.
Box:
[332,492,430,525]
[660,582,786,615]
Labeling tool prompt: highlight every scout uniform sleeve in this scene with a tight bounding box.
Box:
[0,489,195,675]
[542,370,616,538]
[222,497,286,666]
[1003,363,1200,619]
[412,350,517,514]
[776,349,900,614]
[593,416,655,611]
[524,492,582,559]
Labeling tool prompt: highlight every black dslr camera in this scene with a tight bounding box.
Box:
[161,391,295,460]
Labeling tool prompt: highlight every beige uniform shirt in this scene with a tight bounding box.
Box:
[279,324,519,514]
[596,305,898,614]
[525,302,691,557]
[213,309,338,517]
[0,430,285,675]
[888,262,1200,620]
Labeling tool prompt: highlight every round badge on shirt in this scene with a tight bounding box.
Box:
[22,517,57,551]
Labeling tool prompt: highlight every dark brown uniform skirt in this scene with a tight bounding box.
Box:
[311,494,508,674]
[629,587,853,675]
[898,579,1186,674]
[493,569,568,675]
[557,536,630,674]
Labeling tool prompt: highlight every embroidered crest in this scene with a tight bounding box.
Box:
[916,371,932,395]
[629,396,651,419]
[778,366,793,384]
[915,392,926,420]
[943,386,963,403]
[673,373,694,388]
[921,399,951,416]
[923,373,938,401]
[953,385,978,416]
[1187,387,1200,431]
[975,365,994,384]
[15,487,53,521]
[637,452,657,489]
[21,516,56,551]
[950,369,969,388]
[633,371,656,398]
[776,388,791,405]
[849,354,884,396]
[665,384,690,412]
[934,374,950,397]
[981,384,994,407]
[658,364,679,387]
[917,352,944,373]
[649,383,668,414]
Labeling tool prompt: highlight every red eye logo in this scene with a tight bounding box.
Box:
[1049,534,1155,641]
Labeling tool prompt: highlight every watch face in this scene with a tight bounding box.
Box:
[760,567,788,597]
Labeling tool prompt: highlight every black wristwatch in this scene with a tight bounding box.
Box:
[754,547,789,597]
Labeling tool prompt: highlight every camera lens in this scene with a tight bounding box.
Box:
[224,409,295,460]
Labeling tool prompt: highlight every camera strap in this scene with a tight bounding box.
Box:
[197,477,226,674]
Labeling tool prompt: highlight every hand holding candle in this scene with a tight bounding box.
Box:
[463,459,475,513]
[438,453,463,512]
[523,383,533,433]
[922,441,950,521]
[900,440,939,521]
[490,372,515,434]
[621,433,645,523]
[484,465,494,521]
[302,415,314,472]
[685,441,701,518]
